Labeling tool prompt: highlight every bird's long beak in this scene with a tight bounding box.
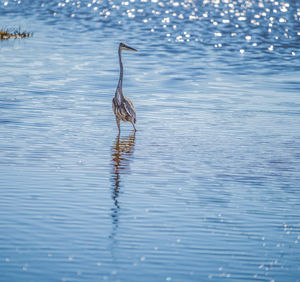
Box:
[125,45,138,52]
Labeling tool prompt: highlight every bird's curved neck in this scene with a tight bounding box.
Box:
[118,48,123,90]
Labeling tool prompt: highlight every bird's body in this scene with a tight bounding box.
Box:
[112,42,137,133]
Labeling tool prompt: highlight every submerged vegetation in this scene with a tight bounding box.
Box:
[0,28,32,40]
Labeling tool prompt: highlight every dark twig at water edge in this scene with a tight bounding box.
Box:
[0,28,32,40]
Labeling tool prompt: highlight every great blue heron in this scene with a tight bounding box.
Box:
[112,42,138,133]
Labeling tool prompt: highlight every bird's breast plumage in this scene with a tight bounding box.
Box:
[112,95,136,124]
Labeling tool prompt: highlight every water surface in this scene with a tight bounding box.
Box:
[1,0,300,281]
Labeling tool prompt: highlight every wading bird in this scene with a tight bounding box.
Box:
[112,42,138,133]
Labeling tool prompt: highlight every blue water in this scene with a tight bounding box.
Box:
[1,0,300,281]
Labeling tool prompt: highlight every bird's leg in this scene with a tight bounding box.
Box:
[132,123,137,132]
[116,117,121,133]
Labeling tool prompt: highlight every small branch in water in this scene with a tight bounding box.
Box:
[0,28,32,40]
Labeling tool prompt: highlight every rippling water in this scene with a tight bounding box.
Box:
[1,0,300,281]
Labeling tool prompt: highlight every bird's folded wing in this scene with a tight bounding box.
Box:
[123,99,136,122]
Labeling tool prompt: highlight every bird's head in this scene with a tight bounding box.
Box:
[119,42,138,52]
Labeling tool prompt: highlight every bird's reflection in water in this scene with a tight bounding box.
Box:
[110,132,135,241]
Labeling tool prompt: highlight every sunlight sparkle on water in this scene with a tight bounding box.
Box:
[1,0,300,281]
